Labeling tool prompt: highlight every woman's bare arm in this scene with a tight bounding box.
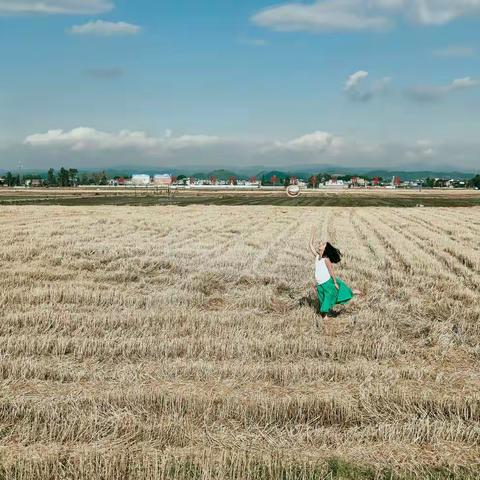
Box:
[325,258,339,288]
[309,227,317,256]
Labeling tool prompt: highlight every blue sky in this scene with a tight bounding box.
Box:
[0,0,479,171]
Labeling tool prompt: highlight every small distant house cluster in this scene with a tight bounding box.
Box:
[313,175,413,189]
[179,177,261,187]
[111,174,174,187]
[25,179,44,187]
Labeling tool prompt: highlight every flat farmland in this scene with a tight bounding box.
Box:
[0,206,479,479]
[0,187,479,207]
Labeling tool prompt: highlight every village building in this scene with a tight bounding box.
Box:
[153,174,172,186]
[131,174,151,186]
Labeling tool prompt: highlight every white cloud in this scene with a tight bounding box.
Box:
[24,128,222,152]
[168,134,223,150]
[345,70,391,101]
[0,0,112,15]
[70,20,141,36]
[25,128,158,150]
[13,127,480,170]
[24,128,346,157]
[450,77,479,89]
[404,0,480,25]
[433,45,475,58]
[252,0,480,33]
[252,1,391,32]
[406,139,436,159]
[346,70,369,90]
[270,131,346,154]
[407,76,480,101]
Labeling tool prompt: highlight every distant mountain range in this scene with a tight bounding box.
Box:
[252,168,476,182]
[1,166,476,182]
[188,169,243,181]
[87,166,478,181]
[79,167,478,181]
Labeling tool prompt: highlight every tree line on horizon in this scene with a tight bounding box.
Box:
[1,167,479,189]
[2,168,109,187]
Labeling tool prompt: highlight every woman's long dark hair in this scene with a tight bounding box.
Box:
[323,242,342,264]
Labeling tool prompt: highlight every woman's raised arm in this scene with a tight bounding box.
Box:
[309,226,317,256]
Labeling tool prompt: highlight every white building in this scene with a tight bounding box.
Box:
[131,174,151,186]
[323,179,348,189]
[153,174,172,186]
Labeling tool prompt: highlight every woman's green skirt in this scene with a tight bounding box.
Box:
[316,277,354,314]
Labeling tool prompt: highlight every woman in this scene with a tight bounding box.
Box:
[309,227,362,319]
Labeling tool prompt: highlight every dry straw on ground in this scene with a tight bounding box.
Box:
[0,205,479,479]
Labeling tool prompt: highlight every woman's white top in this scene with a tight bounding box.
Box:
[315,255,331,285]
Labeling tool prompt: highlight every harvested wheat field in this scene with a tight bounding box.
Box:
[1,205,479,480]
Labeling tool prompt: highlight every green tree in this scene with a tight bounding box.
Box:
[469,175,480,189]
[423,177,435,188]
[99,171,108,185]
[78,173,88,185]
[322,173,332,182]
[284,176,291,187]
[308,175,318,188]
[47,168,57,186]
[5,172,14,187]
[68,168,79,186]
[58,167,70,187]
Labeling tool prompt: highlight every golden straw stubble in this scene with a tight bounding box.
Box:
[0,205,479,480]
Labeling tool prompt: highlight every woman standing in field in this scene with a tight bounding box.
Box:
[309,227,362,319]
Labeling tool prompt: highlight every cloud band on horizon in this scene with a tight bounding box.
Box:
[19,127,479,172]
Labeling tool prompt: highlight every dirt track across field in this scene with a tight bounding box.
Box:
[1,187,479,207]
